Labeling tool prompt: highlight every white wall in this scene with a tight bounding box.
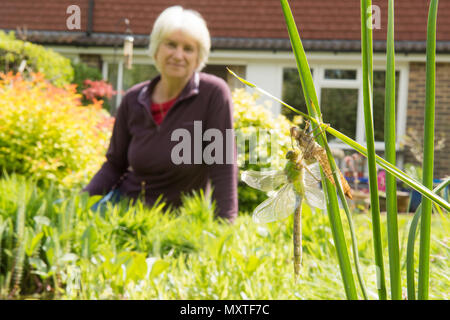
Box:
[245,63,283,116]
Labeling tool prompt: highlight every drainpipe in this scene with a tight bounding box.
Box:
[86,0,95,36]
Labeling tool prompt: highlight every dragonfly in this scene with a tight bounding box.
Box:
[241,145,326,279]
[290,120,353,200]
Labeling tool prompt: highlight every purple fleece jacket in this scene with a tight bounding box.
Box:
[84,72,238,222]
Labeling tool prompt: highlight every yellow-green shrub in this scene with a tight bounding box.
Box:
[232,88,302,213]
[0,31,74,87]
[0,72,113,188]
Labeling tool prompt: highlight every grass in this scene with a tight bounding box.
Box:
[0,175,448,300]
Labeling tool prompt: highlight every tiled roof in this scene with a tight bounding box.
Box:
[1,0,450,51]
[4,29,450,53]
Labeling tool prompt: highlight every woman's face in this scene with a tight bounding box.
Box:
[155,30,200,81]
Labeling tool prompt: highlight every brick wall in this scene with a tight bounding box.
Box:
[406,62,450,180]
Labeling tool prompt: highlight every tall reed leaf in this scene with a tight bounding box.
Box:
[279,0,358,299]
[384,0,401,300]
[407,178,449,300]
[361,0,386,299]
[418,0,439,300]
[310,107,368,300]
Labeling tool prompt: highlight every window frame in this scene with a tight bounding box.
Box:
[281,61,409,152]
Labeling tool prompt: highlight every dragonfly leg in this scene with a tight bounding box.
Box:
[310,122,331,140]
[303,120,310,132]
[298,121,327,153]
[305,165,322,182]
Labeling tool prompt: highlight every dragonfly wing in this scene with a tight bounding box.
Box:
[304,184,326,210]
[303,162,327,210]
[303,162,321,186]
[241,170,288,192]
[253,183,297,223]
[274,183,298,220]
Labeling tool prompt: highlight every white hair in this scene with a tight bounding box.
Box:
[149,6,211,72]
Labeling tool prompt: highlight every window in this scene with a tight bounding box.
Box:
[321,88,358,140]
[282,66,401,146]
[324,69,356,80]
[203,64,246,90]
[123,64,158,91]
[203,64,229,81]
[107,63,158,112]
[281,68,313,120]
[372,70,400,141]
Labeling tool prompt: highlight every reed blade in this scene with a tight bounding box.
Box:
[361,0,386,300]
[418,0,439,300]
[407,177,449,300]
[385,0,401,300]
[279,0,358,299]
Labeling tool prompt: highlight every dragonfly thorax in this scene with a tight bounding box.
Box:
[283,153,304,198]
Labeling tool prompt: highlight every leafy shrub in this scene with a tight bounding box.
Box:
[82,79,117,103]
[0,72,114,188]
[0,31,73,87]
[231,89,300,213]
[71,61,103,91]
[71,61,116,111]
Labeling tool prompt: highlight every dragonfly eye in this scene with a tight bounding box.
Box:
[286,150,298,160]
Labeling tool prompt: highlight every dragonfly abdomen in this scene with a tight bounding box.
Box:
[293,197,302,279]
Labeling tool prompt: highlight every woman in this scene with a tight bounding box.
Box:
[84,6,238,222]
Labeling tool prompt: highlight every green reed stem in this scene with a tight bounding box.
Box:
[407,177,449,300]
[384,0,401,300]
[418,0,439,300]
[310,108,368,300]
[361,0,386,299]
[279,0,358,299]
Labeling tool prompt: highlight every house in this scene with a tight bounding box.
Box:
[1,0,449,179]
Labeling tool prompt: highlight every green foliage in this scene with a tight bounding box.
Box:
[0,72,114,188]
[0,175,448,299]
[70,61,114,111]
[0,31,73,87]
[231,88,300,213]
[71,61,103,95]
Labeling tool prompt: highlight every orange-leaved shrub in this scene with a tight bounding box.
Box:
[0,72,114,188]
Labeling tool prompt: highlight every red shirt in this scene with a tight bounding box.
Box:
[150,96,177,125]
